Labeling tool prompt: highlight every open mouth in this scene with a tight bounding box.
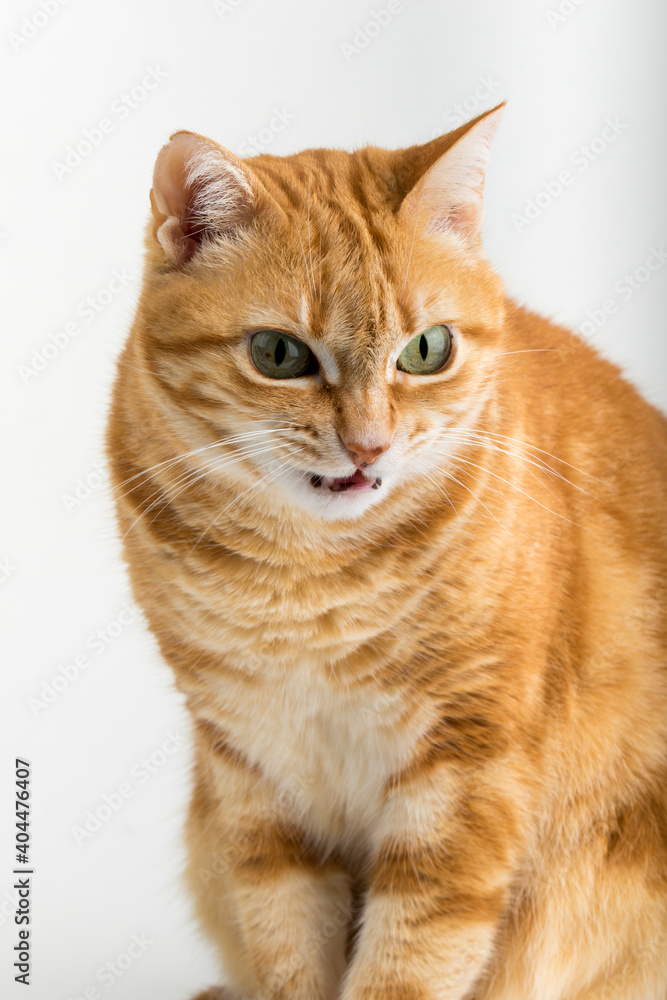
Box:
[309,469,382,493]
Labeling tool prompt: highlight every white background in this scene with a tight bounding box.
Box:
[2,0,666,997]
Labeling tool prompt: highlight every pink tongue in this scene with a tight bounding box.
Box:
[329,469,370,492]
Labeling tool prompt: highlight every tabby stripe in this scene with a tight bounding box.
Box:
[231,823,330,879]
[196,718,261,775]
[252,163,306,212]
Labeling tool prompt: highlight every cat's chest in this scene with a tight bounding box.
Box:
[210,660,422,853]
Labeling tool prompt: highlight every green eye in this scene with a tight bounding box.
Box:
[250,330,317,379]
[397,325,452,375]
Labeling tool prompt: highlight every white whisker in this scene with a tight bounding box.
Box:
[190,447,307,552]
[306,151,317,294]
[120,441,293,539]
[401,180,426,295]
[460,425,607,485]
[497,349,561,356]
[444,430,583,509]
[440,452,581,526]
[111,425,303,497]
[291,217,315,297]
[444,466,502,526]
[417,465,460,519]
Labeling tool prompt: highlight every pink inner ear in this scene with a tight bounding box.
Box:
[399,106,504,245]
[150,131,255,266]
[425,202,482,237]
[156,215,191,263]
[151,135,203,264]
[152,133,203,224]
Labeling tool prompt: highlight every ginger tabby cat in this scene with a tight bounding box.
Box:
[107,105,667,999]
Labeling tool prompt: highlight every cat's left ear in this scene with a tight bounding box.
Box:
[399,103,505,246]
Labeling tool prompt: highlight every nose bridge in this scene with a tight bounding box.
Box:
[331,285,399,461]
[335,383,396,463]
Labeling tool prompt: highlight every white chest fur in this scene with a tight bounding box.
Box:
[207,658,422,858]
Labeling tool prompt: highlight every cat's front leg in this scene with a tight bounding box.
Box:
[186,722,353,1000]
[340,765,525,1000]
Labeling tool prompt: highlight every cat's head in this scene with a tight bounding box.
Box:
[136,105,507,523]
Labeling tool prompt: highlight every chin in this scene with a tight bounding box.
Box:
[273,467,393,522]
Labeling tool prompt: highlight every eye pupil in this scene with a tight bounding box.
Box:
[275,338,286,366]
[396,325,452,375]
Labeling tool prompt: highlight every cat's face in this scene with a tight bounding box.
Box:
[140,110,506,522]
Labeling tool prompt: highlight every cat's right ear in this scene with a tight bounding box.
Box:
[398,104,505,247]
[150,131,256,266]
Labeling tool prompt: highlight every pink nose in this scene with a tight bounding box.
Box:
[340,436,391,468]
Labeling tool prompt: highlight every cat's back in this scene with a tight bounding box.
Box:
[504,301,667,525]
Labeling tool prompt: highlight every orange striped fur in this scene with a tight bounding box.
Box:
[107,106,667,999]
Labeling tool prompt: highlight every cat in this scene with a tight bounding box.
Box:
[106,103,667,999]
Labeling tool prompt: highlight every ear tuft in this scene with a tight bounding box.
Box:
[151,131,255,265]
[400,104,504,245]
